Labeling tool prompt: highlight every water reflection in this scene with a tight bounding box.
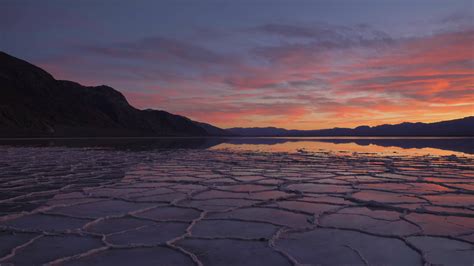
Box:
[211,137,474,156]
[0,137,472,156]
[0,138,222,150]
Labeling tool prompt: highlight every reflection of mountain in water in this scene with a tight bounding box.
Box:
[222,138,474,155]
[321,138,473,155]
[0,138,225,151]
[0,137,472,155]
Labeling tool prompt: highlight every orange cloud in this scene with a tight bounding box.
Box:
[38,25,473,130]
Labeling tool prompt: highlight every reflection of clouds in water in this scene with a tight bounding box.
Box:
[211,138,474,156]
[0,137,471,156]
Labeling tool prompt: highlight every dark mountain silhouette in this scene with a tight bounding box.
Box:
[0,51,229,137]
[1,51,471,138]
[228,116,474,136]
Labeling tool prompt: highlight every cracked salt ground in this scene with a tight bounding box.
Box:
[0,147,473,265]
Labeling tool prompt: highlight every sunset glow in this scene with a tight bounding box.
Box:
[1,0,472,129]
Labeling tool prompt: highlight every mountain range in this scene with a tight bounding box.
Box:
[0,51,228,137]
[0,51,472,138]
[228,116,474,136]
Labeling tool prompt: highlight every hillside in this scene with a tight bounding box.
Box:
[228,117,474,136]
[0,52,229,137]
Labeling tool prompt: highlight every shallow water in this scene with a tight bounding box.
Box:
[0,138,473,265]
[212,137,474,156]
[1,136,473,156]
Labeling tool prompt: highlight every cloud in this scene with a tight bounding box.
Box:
[255,22,392,43]
[82,36,234,66]
[34,22,473,129]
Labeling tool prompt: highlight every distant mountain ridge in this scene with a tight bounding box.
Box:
[0,51,229,137]
[1,51,472,138]
[228,116,474,136]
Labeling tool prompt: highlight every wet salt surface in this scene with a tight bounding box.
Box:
[0,146,473,265]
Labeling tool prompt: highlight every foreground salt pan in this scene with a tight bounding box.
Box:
[0,147,473,265]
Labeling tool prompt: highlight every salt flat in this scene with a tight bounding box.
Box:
[0,145,473,265]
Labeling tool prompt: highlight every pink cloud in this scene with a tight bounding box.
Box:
[34,24,473,129]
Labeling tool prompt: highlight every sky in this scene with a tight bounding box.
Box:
[1,0,473,129]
